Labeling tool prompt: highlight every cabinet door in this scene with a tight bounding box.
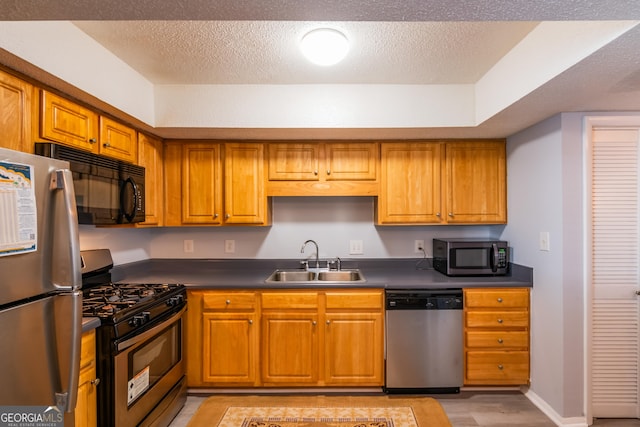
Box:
[444,141,506,223]
[0,70,34,153]
[181,143,222,224]
[75,331,97,427]
[324,143,378,181]
[324,312,383,385]
[99,116,137,162]
[41,90,99,153]
[261,312,319,384]
[267,143,320,181]
[137,133,163,226]
[224,143,268,225]
[202,312,258,385]
[378,142,442,224]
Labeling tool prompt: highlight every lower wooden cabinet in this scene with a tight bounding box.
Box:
[463,288,530,385]
[73,330,98,427]
[187,289,384,388]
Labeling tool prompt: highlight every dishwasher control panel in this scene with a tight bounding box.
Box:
[386,290,463,310]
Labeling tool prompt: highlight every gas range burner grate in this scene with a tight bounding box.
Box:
[82,283,184,319]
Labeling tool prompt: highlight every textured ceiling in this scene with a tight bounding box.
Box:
[3,0,640,138]
[72,21,538,85]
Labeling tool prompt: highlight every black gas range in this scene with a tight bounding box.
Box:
[81,249,187,427]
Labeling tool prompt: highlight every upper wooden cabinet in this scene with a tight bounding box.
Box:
[444,141,507,224]
[224,143,268,225]
[40,90,137,162]
[137,133,164,226]
[0,69,35,153]
[266,142,379,196]
[164,141,270,226]
[98,116,137,163]
[377,140,506,225]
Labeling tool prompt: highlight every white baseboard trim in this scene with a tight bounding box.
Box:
[525,388,588,427]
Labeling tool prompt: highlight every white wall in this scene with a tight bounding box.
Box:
[79,196,502,265]
[502,113,585,420]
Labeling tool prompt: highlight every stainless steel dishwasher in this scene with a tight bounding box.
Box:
[384,289,463,393]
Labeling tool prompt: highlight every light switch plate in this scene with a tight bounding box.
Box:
[225,240,236,253]
[183,240,194,253]
[349,240,363,255]
[539,232,550,251]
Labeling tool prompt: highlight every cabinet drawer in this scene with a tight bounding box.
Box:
[466,311,528,328]
[465,331,529,348]
[465,289,529,308]
[203,292,257,310]
[466,351,529,382]
[262,292,318,309]
[325,291,382,310]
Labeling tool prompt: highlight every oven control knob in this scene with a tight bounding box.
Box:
[166,295,185,307]
[129,311,150,327]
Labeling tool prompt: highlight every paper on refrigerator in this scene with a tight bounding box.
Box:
[0,161,37,256]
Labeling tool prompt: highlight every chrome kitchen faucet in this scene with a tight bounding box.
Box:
[300,239,320,269]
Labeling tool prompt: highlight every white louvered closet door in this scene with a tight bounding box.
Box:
[591,127,640,418]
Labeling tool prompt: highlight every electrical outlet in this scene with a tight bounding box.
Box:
[224,240,236,253]
[539,232,550,251]
[349,240,363,255]
[414,239,424,253]
[183,240,194,253]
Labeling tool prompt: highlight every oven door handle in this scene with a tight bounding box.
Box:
[117,306,186,352]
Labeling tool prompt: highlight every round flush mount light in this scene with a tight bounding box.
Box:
[300,28,349,66]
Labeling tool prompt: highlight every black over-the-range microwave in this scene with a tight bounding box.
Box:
[433,238,509,276]
[35,142,145,225]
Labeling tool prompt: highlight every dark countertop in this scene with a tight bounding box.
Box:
[112,258,533,290]
[82,317,101,332]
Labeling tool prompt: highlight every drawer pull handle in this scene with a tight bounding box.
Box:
[497,338,504,344]
[497,364,504,370]
[497,318,503,324]
[497,297,503,303]
[91,378,100,386]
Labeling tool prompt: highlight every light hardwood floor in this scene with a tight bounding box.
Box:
[168,391,640,427]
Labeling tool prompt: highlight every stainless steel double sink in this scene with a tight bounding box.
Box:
[265,269,365,284]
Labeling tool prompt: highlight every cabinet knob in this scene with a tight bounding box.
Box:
[326,170,331,175]
[312,321,317,325]
[436,212,441,217]
[226,299,231,304]
[448,212,453,217]
[91,378,101,386]
[497,364,504,370]
[248,319,253,325]
[497,318,503,324]
[326,320,331,325]
[314,170,318,175]
[225,214,230,219]
[213,213,219,219]
[497,338,504,344]
[497,297,503,303]
[88,138,97,144]
[103,142,111,148]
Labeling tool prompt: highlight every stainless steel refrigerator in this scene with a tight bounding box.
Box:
[0,146,82,412]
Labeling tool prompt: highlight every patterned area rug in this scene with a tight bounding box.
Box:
[219,405,416,427]
[186,395,452,427]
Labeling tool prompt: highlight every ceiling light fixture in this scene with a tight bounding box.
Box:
[300,28,349,66]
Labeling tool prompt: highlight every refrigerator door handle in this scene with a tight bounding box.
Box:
[56,291,82,412]
[50,169,82,291]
